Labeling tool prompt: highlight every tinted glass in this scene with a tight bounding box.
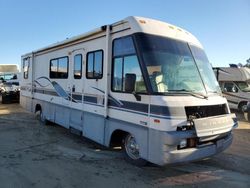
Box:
[113,58,123,91]
[74,54,82,79]
[51,59,58,72]
[235,82,250,92]
[50,57,68,79]
[87,50,103,79]
[23,58,30,79]
[190,45,221,93]
[87,53,94,78]
[94,51,103,78]
[113,36,136,57]
[134,33,206,94]
[123,56,146,92]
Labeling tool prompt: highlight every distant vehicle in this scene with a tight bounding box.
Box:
[214,66,250,112]
[1,82,20,104]
[21,16,237,166]
[0,65,20,103]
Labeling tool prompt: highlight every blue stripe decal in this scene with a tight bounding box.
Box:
[109,106,184,120]
[32,84,185,120]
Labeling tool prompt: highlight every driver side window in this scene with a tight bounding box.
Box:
[224,82,238,93]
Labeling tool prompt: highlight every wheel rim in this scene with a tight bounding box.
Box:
[124,134,140,160]
[241,105,247,112]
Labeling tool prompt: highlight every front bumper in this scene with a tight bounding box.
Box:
[163,132,233,164]
[147,113,237,165]
[1,91,20,103]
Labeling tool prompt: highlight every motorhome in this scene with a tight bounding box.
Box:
[20,16,237,166]
[214,66,250,112]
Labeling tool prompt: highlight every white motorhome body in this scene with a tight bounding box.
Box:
[214,67,250,111]
[21,17,237,165]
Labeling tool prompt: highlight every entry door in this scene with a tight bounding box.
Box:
[69,50,85,132]
[21,56,33,111]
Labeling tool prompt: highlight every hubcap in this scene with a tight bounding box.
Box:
[125,135,140,160]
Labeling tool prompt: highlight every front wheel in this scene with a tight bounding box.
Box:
[239,103,247,113]
[123,134,147,166]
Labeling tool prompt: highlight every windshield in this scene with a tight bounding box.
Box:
[189,45,220,93]
[134,33,220,94]
[0,73,18,81]
[235,82,250,92]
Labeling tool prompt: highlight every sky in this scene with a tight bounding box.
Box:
[0,0,249,70]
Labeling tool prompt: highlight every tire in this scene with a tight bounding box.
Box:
[35,110,48,125]
[123,133,147,166]
[2,94,10,104]
[239,103,247,113]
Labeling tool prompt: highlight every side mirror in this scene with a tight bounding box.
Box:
[125,73,141,101]
[125,73,136,93]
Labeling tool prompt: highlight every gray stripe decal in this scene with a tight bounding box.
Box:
[223,92,250,100]
[109,100,149,113]
[227,100,239,105]
[32,88,184,119]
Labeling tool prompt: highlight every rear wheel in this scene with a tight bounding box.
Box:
[35,109,47,125]
[123,133,147,166]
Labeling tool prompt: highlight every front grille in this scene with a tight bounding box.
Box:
[185,104,228,119]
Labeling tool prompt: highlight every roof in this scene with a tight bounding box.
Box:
[215,67,250,82]
[22,16,203,56]
[125,16,203,48]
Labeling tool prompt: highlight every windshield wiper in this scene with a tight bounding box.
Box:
[167,89,208,99]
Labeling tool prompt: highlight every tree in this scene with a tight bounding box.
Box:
[245,58,250,68]
[247,58,250,63]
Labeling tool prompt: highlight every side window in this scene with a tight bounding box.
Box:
[50,56,68,79]
[224,82,238,93]
[23,58,30,79]
[86,50,103,79]
[112,36,146,93]
[74,54,82,79]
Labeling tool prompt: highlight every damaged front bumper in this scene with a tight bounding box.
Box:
[149,113,237,165]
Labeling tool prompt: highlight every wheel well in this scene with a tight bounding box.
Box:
[238,101,247,110]
[109,130,129,147]
[35,104,42,113]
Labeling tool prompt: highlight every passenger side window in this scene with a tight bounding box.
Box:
[74,54,82,79]
[112,36,146,93]
[86,50,103,79]
[50,56,68,79]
